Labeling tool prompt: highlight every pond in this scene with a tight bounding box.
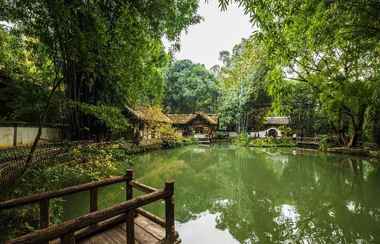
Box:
[63,145,380,243]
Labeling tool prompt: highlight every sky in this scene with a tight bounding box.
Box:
[165,1,253,69]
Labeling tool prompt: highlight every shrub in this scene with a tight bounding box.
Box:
[0,144,122,241]
[249,137,295,147]
[233,133,251,146]
[319,135,330,151]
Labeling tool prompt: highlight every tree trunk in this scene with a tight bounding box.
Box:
[373,108,380,146]
[347,105,366,148]
[64,59,82,140]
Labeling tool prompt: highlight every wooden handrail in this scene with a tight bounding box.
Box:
[6,190,167,244]
[131,180,158,193]
[136,208,166,226]
[0,176,127,209]
[3,170,177,244]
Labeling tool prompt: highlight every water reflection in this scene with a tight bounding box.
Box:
[63,145,380,243]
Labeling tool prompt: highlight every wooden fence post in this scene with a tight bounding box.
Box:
[90,188,98,212]
[61,232,76,244]
[164,181,175,244]
[39,198,49,244]
[126,169,133,201]
[89,187,98,229]
[125,169,134,242]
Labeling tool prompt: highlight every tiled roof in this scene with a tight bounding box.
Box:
[166,114,194,124]
[125,106,172,123]
[167,112,218,125]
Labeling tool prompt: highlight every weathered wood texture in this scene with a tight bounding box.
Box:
[3,171,178,244]
[78,215,177,244]
[0,141,111,185]
[0,176,127,209]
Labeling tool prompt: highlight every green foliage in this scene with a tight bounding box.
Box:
[0,143,123,241]
[78,103,129,133]
[216,38,271,132]
[0,28,62,122]
[1,0,201,137]
[159,124,182,141]
[277,126,292,138]
[158,124,197,149]
[250,138,296,147]
[233,133,251,146]
[218,0,380,146]
[318,135,331,152]
[164,59,218,113]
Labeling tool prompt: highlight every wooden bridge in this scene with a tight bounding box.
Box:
[0,170,179,244]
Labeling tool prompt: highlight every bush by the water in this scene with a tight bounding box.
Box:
[249,138,296,147]
[0,143,126,241]
[232,133,251,146]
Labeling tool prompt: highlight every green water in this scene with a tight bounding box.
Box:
[63,145,380,243]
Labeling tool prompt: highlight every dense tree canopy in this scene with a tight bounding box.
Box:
[0,26,62,122]
[0,0,201,138]
[164,59,218,113]
[1,0,380,147]
[218,0,380,146]
[216,38,271,132]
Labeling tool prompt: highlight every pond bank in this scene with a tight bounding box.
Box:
[0,139,194,241]
[327,147,380,158]
[64,145,380,243]
[238,137,380,159]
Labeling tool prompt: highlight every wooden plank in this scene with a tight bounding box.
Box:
[75,214,127,240]
[79,217,161,244]
[134,216,165,240]
[7,191,166,244]
[136,208,165,227]
[106,226,125,243]
[50,215,167,244]
[61,232,75,244]
[134,224,160,244]
[100,229,119,244]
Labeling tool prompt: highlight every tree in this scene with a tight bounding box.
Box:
[219,0,380,146]
[0,26,62,123]
[1,0,201,139]
[217,38,271,132]
[164,59,218,113]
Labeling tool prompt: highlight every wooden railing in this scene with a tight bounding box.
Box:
[0,141,112,186]
[0,169,176,244]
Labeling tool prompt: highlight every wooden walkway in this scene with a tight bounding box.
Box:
[78,215,173,244]
[1,170,179,244]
